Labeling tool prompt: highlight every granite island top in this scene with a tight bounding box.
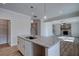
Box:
[18,35,60,48]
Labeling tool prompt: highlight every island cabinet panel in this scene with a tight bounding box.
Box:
[60,41,75,56]
[17,38,21,51]
[25,41,33,56]
[17,38,25,55]
[48,41,60,56]
[17,36,60,56]
[32,43,45,56]
[18,37,33,56]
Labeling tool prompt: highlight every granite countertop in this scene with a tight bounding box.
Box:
[18,35,60,48]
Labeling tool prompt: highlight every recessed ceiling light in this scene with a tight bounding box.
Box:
[43,16,47,19]
[30,6,34,8]
[33,15,37,18]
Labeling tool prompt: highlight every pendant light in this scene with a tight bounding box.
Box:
[30,5,37,23]
[43,3,47,20]
[30,6,34,23]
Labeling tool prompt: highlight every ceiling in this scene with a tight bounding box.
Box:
[0,3,79,20]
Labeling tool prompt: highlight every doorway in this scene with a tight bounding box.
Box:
[0,20,10,45]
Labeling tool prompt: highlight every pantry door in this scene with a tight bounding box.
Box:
[0,20,8,44]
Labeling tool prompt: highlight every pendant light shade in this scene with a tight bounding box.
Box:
[31,20,33,23]
[43,3,47,20]
[44,15,47,19]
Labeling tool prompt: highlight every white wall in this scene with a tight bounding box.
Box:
[41,19,47,36]
[71,22,79,37]
[0,8,31,46]
[41,20,61,37]
[41,20,54,36]
[41,17,79,37]
[45,22,54,36]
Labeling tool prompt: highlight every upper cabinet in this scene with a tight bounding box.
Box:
[61,23,71,30]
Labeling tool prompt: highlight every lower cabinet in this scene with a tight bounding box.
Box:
[18,37,46,56]
[18,37,60,56]
[20,39,25,55]
[48,41,60,56]
[32,43,45,56]
[25,41,33,56]
[60,41,78,56]
[17,37,25,55]
[18,37,33,56]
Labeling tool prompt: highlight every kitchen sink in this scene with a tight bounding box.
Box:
[25,36,36,39]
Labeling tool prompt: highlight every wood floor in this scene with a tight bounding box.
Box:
[0,42,79,56]
[0,43,22,56]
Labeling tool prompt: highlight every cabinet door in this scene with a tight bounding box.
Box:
[25,41,33,56]
[33,43,45,56]
[60,41,75,56]
[17,38,25,55]
[48,41,60,56]
[17,38,21,51]
[20,39,25,55]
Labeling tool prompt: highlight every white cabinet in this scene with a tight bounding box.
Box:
[71,22,79,37]
[45,41,60,56]
[17,37,33,56]
[17,37,25,55]
[17,38,21,52]
[17,37,60,56]
[20,39,25,55]
[25,41,33,56]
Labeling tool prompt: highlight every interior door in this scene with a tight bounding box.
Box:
[0,20,8,44]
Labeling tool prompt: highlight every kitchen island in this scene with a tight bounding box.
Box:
[17,35,60,56]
